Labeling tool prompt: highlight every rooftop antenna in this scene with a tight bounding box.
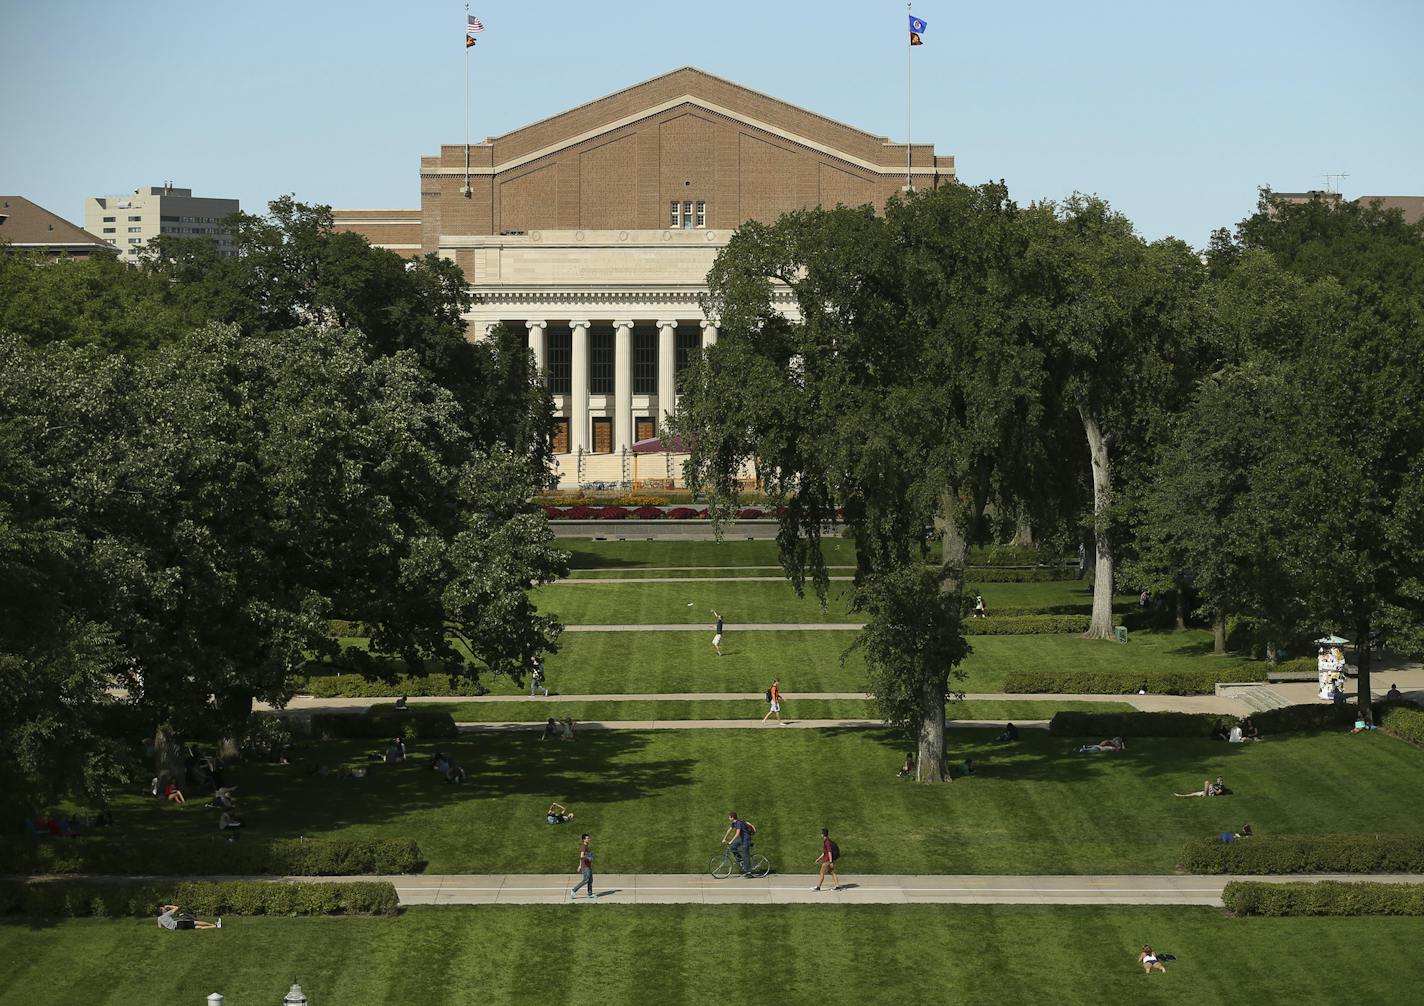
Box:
[1322,172,1349,195]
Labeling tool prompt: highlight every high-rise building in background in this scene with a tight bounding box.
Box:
[84,184,239,264]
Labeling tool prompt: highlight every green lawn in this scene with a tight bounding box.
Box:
[534,578,1124,624]
[410,699,1134,721]
[3,906,1419,1005]
[563,537,864,569]
[103,728,1424,875]
[324,627,1255,695]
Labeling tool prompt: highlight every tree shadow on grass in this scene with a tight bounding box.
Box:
[564,548,644,571]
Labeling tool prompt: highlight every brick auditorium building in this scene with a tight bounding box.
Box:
[335,67,952,487]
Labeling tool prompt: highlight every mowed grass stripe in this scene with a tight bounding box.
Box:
[101,728,1424,875]
[322,627,1255,695]
[4,908,1423,1005]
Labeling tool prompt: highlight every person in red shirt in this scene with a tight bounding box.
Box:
[570,833,595,900]
[761,678,785,724]
[813,828,841,891]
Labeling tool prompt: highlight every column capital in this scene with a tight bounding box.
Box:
[525,319,547,331]
[699,319,717,330]
[569,320,591,330]
[612,320,635,330]
[656,319,678,330]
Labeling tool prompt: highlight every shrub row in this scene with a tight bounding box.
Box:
[1247,703,1360,733]
[3,836,424,877]
[964,615,1090,636]
[967,544,1069,566]
[0,879,399,918]
[1003,666,1263,695]
[964,567,1076,583]
[1181,835,1424,875]
[1269,656,1322,677]
[1048,710,1236,738]
[545,505,773,520]
[294,674,474,698]
[303,709,457,740]
[1222,881,1424,916]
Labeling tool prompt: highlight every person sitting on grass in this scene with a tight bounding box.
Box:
[995,722,1020,742]
[1240,718,1260,742]
[541,718,558,742]
[546,802,574,825]
[157,904,219,930]
[557,718,575,741]
[395,694,409,710]
[1077,737,1125,753]
[1351,716,1377,734]
[164,781,185,804]
[897,753,916,778]
[1138,944,1166,974]
[1235,823,1253,839]
[218,810,243,831]
[385,737,406,763]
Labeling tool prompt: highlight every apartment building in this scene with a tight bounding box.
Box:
[84,184,238,263]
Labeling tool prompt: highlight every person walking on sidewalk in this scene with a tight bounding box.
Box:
[570,833,595,900]
[812,828,841,891]
[711,609,725,656]
[761,678,785,724]
[530,657,548,697]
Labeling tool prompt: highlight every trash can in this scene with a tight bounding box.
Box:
[1114,625,1129,644]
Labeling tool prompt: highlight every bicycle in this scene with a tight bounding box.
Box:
[709,841,770,879]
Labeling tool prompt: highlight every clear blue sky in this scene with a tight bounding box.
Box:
[4,0,1420,247]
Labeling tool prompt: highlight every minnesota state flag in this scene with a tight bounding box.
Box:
[909,14,927,45]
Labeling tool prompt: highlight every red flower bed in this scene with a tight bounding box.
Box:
[562,505,598,519]
[667,507,699,519]
[598,505,630,519]
[737,507,766,519]
[543,506,565,519]
[697,508,710,518]
[632,506,665,519]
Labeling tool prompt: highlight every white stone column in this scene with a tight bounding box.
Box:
[657,319,677,426]
[525,319,546,377]
[613,320,633,452]
[570,320,590,454]
[701,320,718,348]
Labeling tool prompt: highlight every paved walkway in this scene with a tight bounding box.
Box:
[564,623,865,631]
[271,691,1247,715]
[333,872,1422,907]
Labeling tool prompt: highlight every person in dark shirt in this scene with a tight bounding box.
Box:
[711,609,725,656]
[722,811,756,876]
[812,828,841,891]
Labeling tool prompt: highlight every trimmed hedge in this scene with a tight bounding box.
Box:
[965,567,1076,583]
[1249,703,1360,734]
[296,674,472,698]
[964,615,1090,636]
[1380,703,1424,746]
[1223,881,1424,917]
[2,836,425,877]
[1270,656,1321,677]
[1003,666,1263,695]
[1181,835,1424,875]
[0,879,399,918]
[1048,710,1235,738]
[305,709,457,740]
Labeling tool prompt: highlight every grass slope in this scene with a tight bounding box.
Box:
[103,729,1424,875]
[2,907,1418,1005]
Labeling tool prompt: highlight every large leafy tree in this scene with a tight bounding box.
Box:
[1021,196,1204,638]
[677,183,1045,780]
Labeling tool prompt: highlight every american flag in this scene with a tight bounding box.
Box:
[467,14,485,33]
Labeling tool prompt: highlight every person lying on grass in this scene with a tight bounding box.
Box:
[1138,945,1166,974]
[157,905,219,930]
[1077,737,1125,753]
[547,802,574,825]
[1176,776,1230,798]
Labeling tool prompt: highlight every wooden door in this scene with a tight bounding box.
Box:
[552,418,569,454]
[635,417,656,443]
[591,417,613,454]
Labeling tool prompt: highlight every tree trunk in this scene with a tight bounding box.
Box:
[1174,575,1188,631]
[1212,611,1227,656]
[1356,618,1373,722]
[1079,405,1115,639]
[1011,512,1034,548]
[917,676,948,782]
[153,724,186,789]
[937,490,968,597]
[1266,640,1279,665]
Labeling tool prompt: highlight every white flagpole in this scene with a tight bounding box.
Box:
[463,2,472,195]
[906,2,912,191]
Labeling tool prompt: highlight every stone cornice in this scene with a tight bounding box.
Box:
[470,286,796,306]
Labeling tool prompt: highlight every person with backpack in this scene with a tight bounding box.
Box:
[812,828,841,891]
[722,811,757,876]
[530,657,548,697]
[761,678,785,725]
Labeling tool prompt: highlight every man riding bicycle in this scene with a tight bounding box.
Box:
[722,811,757,877]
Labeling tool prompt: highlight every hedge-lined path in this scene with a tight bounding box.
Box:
[323,872,1422,907]
[270,691,1250,714]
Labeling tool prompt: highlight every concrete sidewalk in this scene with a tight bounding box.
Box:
[359,872,1423,907]
[453,718,1049,732]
